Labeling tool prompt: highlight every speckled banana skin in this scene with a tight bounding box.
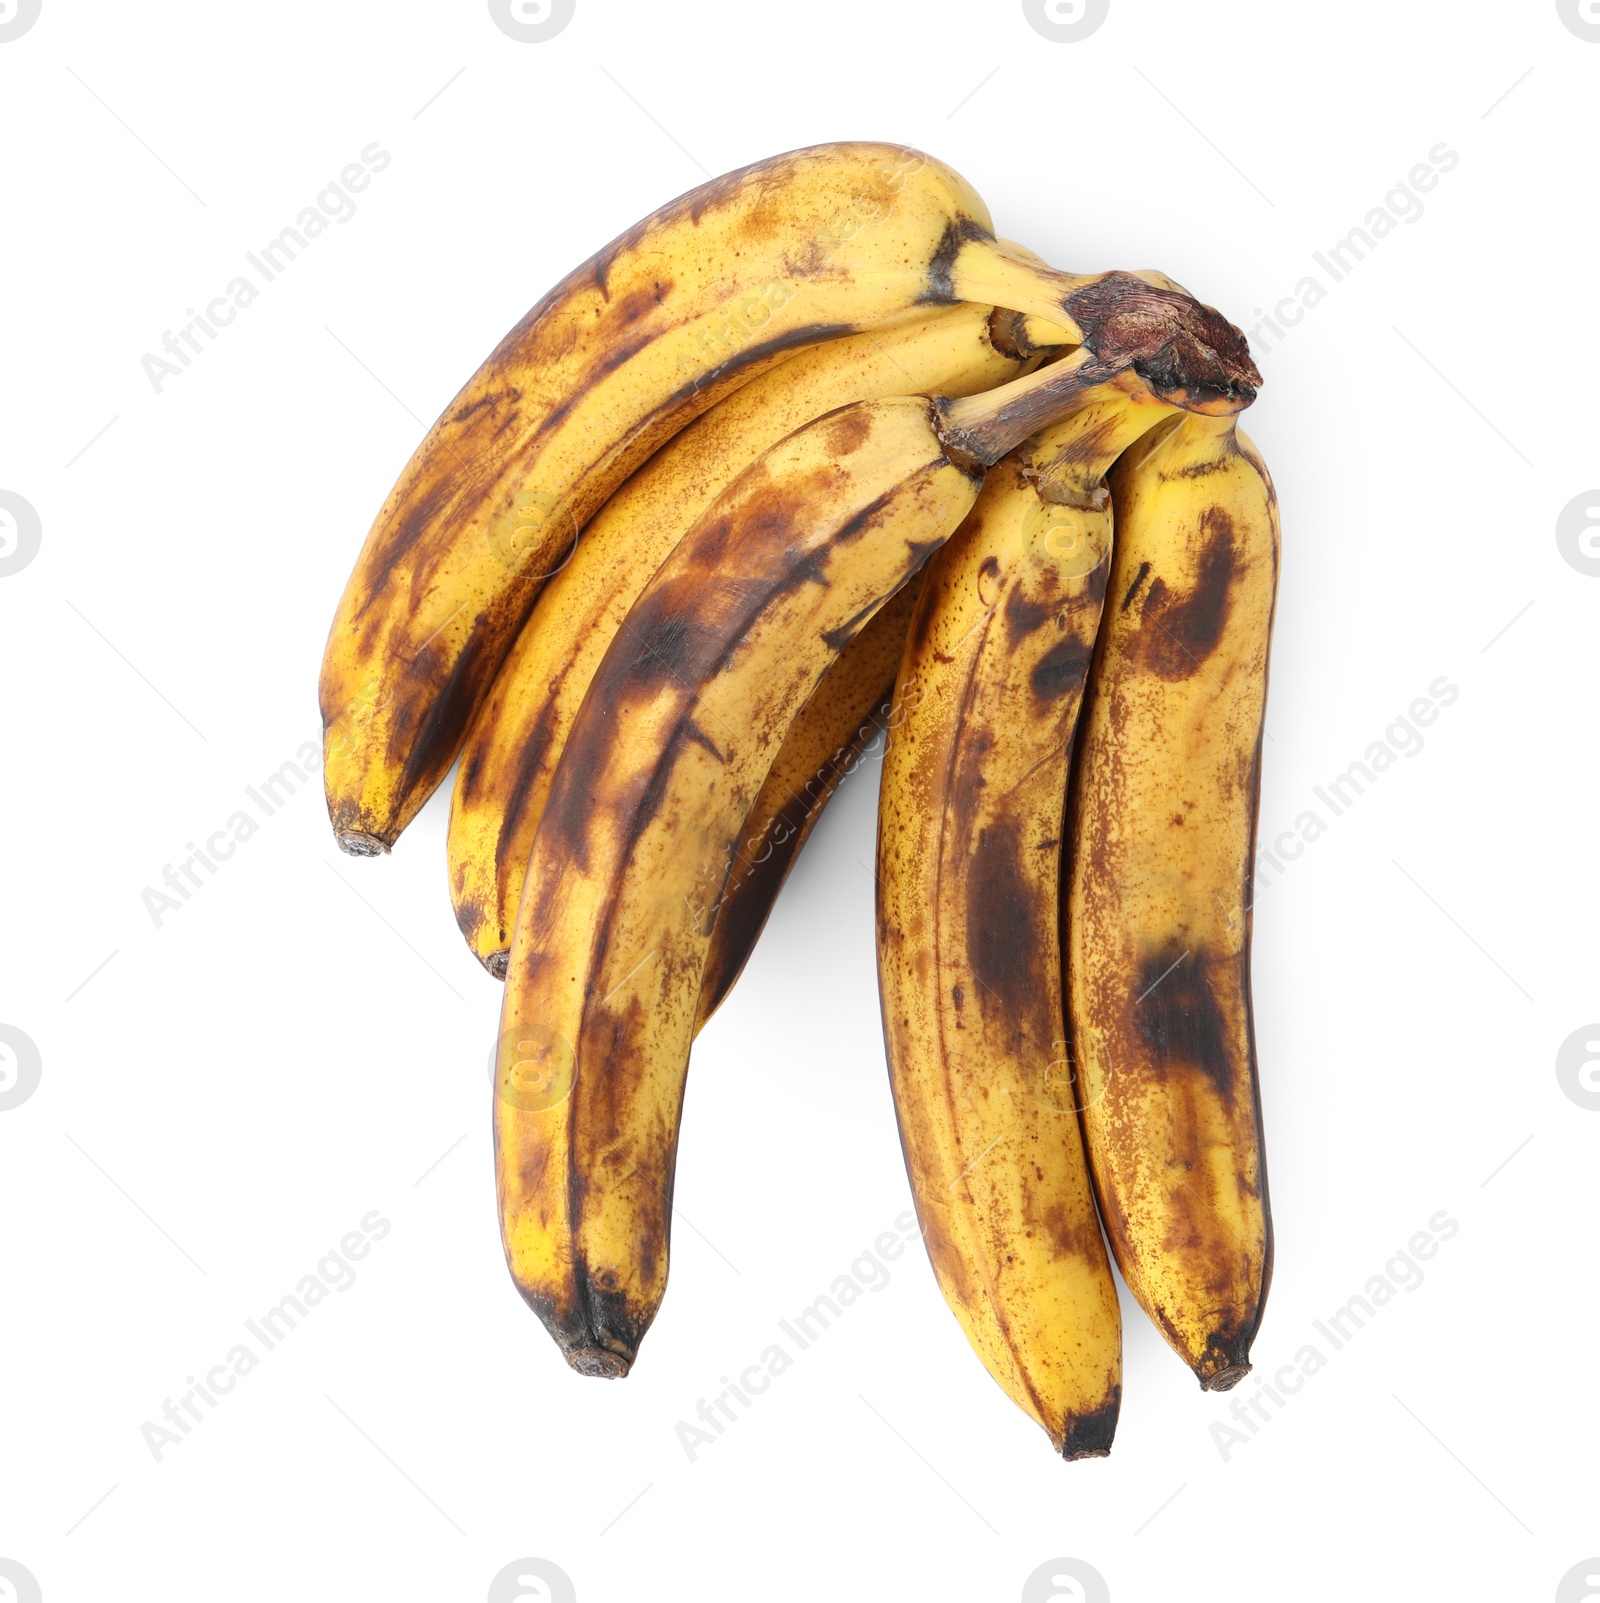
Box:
[448,304,1058,976]
[874,371,1192,1458]
[697,573,923,1027]
[1066,412,1278,1391]
[320,142,1124,855]
[491,285,1259,1378]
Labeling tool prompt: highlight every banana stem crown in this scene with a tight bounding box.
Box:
[936,272,1260,467]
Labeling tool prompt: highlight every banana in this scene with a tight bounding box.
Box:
[493,292,1259,1377]
[873,370,1198,1458]
[319,140,1149,855]
[1065,412,1279,1391]
[450,303,1060,977]
[698,573,922,1026]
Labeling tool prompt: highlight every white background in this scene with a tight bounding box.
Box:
[2,2,1595,1599]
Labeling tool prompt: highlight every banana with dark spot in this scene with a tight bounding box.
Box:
[698,573,923,1026]
[1065,412,1279,1391]
[448,303,1063,976]
[873,368,1212,1459]
[319,141,1153,855]
[492,291,1258,1377]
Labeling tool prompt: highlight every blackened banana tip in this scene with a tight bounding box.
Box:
[336,828,390,857]
[567,1346,631,1379]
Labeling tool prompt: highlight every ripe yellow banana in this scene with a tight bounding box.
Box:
[319,141,1142,855]
[698,573,922,1026]
[873,370,1202,1458]
[493,293,1259,1376]
[449,303,1060,976]
[1065,412,1279,1391]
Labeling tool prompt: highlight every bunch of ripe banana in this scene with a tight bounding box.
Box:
[320,143,1277,1460]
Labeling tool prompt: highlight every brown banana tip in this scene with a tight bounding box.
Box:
[567,1346,631,1379]
[1059,1398,1119,1460]
[336,828,390,857]
[1200,1361,1252,1393]
[1063,271,1262,410]
[484,950,509,981]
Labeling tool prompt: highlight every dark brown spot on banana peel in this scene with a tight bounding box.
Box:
[823,406,873,456]
[1132,510,1238,679]
[1061,1389,1120,1460]
[1119,560,1151,611]
[903,533,948,575]
[392,620,498,823]
[681,720,724,763]
[921,216,997,307]
[612,282,673,328]
[451,386,523,428]
[965,817,1048,1034]
[552,470,915,812]
[1002,584,1056,640]
[347,472,462,623]
[820,597,883,652]
[653,323,859,430]
[1038,1195,1107,1265]
[524,322,678,458]
[1030,634,1094,704]
[1131,946,1239,1102]
[491,683,567,889]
